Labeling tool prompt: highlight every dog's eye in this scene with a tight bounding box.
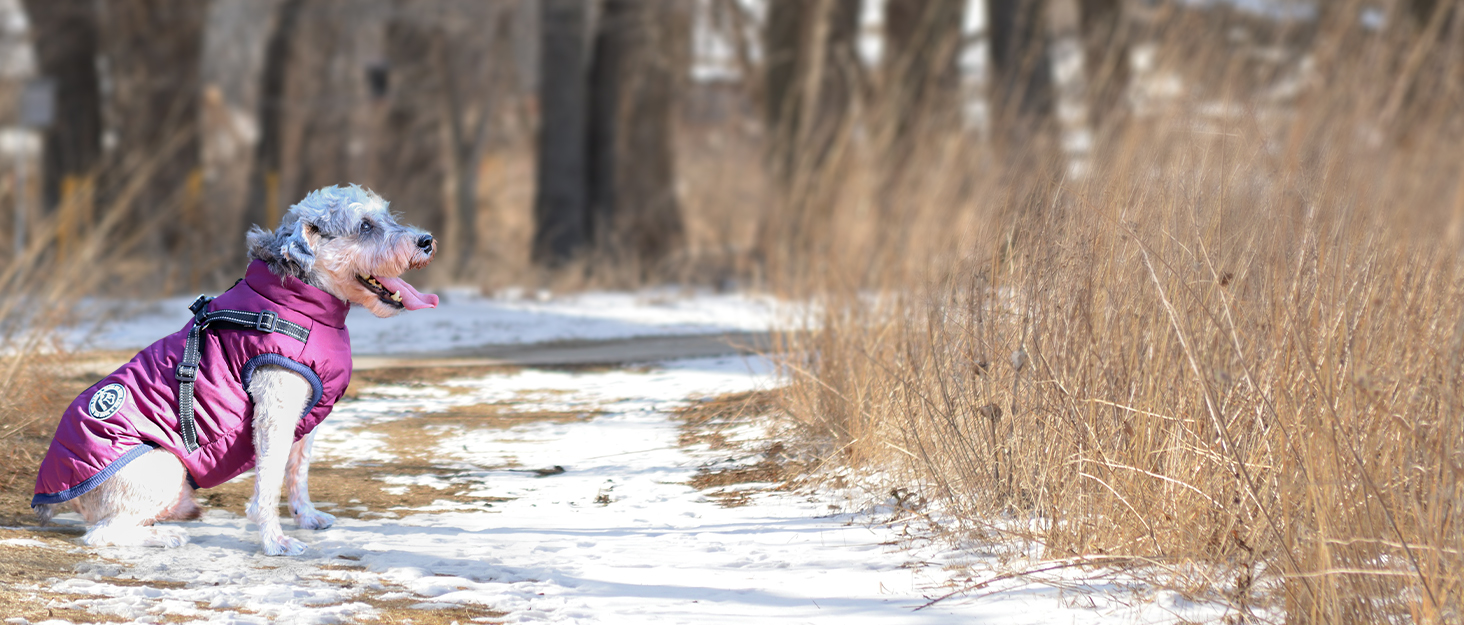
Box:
[359,221,373,234]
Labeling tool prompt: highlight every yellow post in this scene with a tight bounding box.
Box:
[184,168,204,291]
[184,168,204,219]
[56,174,94,261]
[265,170,281,227]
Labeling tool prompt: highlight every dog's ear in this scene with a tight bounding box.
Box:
[279,220,317,273]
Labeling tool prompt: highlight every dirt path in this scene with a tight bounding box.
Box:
[3,346,1223,624]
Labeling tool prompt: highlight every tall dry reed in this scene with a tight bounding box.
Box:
[775,9,1464,623]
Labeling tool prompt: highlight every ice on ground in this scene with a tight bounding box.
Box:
[67,286,804,355]
[35,356,1238,624]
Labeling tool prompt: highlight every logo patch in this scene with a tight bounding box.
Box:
[88,383,128,420]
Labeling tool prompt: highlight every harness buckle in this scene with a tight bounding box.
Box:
[188,295,212,315]
[255,310,278,333]
[176,363,199,382]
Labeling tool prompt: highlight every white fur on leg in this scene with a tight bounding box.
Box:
[247,365,314,556]
[287,430,335,529]
[70,448,191,548]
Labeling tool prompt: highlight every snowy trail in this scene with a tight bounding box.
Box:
[24,355,1223,624]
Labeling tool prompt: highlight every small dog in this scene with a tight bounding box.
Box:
[33,185,437,555]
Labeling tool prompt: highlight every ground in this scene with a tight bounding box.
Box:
[1,290,1239,624]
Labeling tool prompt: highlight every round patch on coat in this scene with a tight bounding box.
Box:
[88,383,129,420]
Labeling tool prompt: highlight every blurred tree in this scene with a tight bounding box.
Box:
[1406,0,1463,116]
[439,5,514,278]
[757,0,861,272]
[376,2,448,249]
[366,3,510,280]
[1078,0,1127,127]
[532,0,590,267]
[246,0,303,232]
[987,0,1057,162]
[587,0,686,268]
[279,0,361,219]
[20,0,102,238]
[101,0,206,283]
[534,0,685,271]
[882,0,965,154]
[762,0,861,185]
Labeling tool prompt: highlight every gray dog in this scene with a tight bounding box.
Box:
[34,185,436,555]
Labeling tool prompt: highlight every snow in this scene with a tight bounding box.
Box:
[67,287,803,355]
[22,354,1241,624]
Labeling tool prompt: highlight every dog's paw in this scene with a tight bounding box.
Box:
[83,524,190,548]
[294,507,336,530]
[261,534,308,556]
[143,525,190,549]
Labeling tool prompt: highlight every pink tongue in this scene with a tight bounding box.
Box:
[374,275,438,310]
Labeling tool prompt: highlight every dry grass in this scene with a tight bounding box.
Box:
[0,170,170,527]
[676,391,807,508]
[771,12,1464,624]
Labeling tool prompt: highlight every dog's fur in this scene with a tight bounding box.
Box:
[37,185,434,555]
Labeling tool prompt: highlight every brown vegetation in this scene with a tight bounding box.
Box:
[770,8,1464,624]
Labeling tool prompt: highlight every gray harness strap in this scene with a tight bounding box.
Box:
[175,294,310,452]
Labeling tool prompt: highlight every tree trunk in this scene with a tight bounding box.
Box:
[532,0,591,267]
[987,0,1057,162]
[101,0,206,283]
[587,0,685,269]
[444,10,514,280]
[763,0,802,181]
[882,0,965,151]
[1410,0,1463,106]
[762,0,860,185]
[246,0,303,232]
[1078,0,1127,128]
[757,0,861,272]
[282,0,367,206]
[21,0,102,216]
[374,4,449,248]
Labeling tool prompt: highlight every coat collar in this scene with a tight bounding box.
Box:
[243,260,349,328]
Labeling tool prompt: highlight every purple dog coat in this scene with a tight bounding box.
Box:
[33,260,352,506]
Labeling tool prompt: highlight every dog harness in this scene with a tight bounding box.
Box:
[33,260,352,506]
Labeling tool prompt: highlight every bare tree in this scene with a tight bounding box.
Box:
[441,6,514,278]
[762,0,861,185]
[1078,0,1127,127]
[532,0,591,267]
[587,0,685,269]
[757,0,862,271]
[987,0,1057,161]
[374,2,448,246]
[20,0,102,232]
[100,0,206,283]
[283,0,375,208]
[1406,0,1464,114]
[247,0,304,232]
[882,0,965,153]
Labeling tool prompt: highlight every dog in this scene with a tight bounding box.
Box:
[33,185,437,555]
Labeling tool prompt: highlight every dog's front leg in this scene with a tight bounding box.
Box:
[287,430,335,529]
[246,365,313,555]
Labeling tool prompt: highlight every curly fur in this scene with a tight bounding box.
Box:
[247,185,436,318]
[44,185,435,554]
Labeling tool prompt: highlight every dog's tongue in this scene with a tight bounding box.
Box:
[374,275,438,310]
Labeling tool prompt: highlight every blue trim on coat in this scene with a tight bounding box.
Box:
[31,442,159,507]
[241,353,324,421]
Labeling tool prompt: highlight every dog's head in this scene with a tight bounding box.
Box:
[247,185,438,318]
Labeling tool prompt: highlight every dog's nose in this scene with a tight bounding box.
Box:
[417,234,434,254]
